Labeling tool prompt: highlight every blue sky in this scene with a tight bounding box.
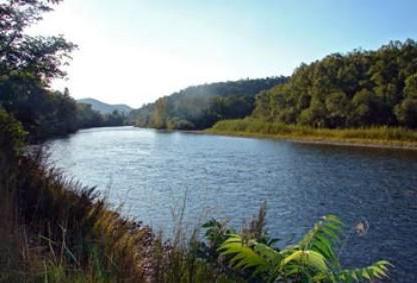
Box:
[30,0,417,107]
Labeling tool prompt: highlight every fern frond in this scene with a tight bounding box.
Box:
[281,250,329,273]
[298,215,343,265]
[219,234,269,271]
[335,260,392,282]
[217,215,392,283]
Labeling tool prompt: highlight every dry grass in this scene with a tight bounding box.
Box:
[208,118,417,149]
[0,149,242,282]
[0,150,154,282]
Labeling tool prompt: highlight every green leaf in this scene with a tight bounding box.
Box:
[281,250,329,273]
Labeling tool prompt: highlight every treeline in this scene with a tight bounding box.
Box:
[0,0,127,143]
[76,102,128,129]
[130,77,287,130]
[252,39,417,128]
[0,80,128,142]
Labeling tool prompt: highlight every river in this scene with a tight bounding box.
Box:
[46,126,417,281]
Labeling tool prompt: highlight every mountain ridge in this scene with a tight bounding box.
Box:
[77,98,132,114]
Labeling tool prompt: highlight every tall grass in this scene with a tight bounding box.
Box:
[0,151,154,282]
[209,118,417,147]
[0,148,243,282]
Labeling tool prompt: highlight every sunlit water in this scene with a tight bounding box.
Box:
[46,126,417,281]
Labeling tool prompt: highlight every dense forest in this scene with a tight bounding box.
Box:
[133,40,417,132]
[75,102,128,131]
[251,39,417,128]
[130,77,287,129]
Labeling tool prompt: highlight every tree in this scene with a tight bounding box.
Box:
[404,73,417,99]
[325,91,350,128]
[251,39,417,129]
[394,98,417,128]
[0,0,76,85]
[0,0,84,141]
[298,98,328,127]
[0,108,26,161]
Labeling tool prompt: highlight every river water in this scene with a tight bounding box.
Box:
[46,126,417,281]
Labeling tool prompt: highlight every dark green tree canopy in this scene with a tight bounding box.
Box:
[0,0,76,85]
[252,39,417,128]
[0,0,122,142]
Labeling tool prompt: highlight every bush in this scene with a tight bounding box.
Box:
[0,109,27,159]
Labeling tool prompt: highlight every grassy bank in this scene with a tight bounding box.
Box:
[208,118,417,149]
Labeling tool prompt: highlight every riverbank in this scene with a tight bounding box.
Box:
[207,118,417,150]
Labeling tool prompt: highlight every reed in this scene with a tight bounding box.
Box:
[209,118,417,148]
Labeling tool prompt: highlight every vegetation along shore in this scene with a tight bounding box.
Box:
[207,119,417,150]
[131,39,417,151]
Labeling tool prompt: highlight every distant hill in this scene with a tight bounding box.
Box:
[129,77,288,130]
[77,98,132,115]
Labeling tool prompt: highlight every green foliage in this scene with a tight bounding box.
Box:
[130,77,288,130]
[0,0,76,84]
[0,108,26,158]
[76,102,104,129]
[210,118,417,146]
[253,39,417,129]
[0,0,125,142]
[394,98,417,128]
[0,81,128,142]
[77,103,128,129]
[218,215,392,282]
[297,215,342,267]
[0,0,75,141]
[0,77,125,141]
[403,73,417,99]
[0,73,76,141]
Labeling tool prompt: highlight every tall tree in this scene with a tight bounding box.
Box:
[0,1,82,141]
[0,0,76,85]
[252,39,417,129]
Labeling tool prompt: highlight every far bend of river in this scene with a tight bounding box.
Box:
[46,126,417,281]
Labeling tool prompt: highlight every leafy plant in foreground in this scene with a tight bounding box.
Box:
[218,215,391,282]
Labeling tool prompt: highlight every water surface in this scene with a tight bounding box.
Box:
[47,126,417,281]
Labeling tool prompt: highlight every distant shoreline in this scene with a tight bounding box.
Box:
[131,125,417,150]
[187,129,417,151]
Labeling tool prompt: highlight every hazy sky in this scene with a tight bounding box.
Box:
[29,0,417,107]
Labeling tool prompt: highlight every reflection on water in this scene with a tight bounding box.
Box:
[47,126,417,282]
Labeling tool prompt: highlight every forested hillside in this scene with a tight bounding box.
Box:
[130,77,287,129]
[251,39,417,128]
[78,98,132,114]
